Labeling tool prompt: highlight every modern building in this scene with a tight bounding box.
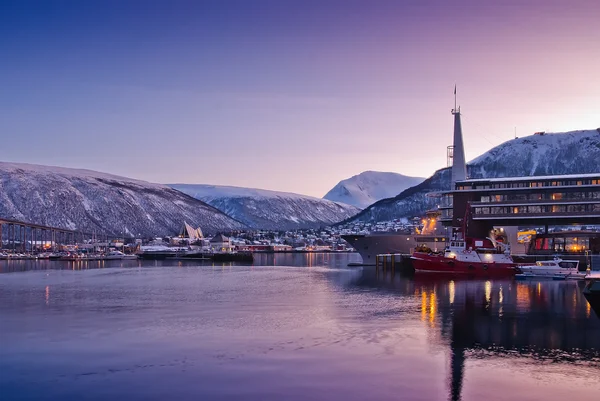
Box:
[171,221,204,245]
[423,90,600,258]
[439,173,600,254]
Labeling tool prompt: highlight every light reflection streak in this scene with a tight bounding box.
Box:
[429,291,436,326]
[449,280,455,304]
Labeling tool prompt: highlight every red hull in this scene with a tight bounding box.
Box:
[411,253,518,278]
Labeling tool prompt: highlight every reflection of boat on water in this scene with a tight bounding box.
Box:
[349,270,600,401]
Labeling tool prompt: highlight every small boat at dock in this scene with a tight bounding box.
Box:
[516,257,587,280]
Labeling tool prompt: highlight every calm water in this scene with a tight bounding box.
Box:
[1,253,599,401]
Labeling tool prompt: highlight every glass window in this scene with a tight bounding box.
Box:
[553,237,565,252]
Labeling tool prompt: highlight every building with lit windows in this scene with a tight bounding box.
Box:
[439,173,600,255]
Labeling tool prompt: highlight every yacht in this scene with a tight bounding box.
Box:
[516,258,586,280]
[105,251,125,260]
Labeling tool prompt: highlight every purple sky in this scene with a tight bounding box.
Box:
[1,0,599,197]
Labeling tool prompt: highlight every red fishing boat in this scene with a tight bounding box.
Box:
[410,237,519,278]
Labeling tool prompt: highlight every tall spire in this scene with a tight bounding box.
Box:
[451,86,467,186]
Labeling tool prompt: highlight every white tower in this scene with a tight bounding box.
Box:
[451,86,467,186]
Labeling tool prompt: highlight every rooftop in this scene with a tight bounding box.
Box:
[457,172,600,184]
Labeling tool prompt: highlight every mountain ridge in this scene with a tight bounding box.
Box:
[170,183,360,230]
[0,161,246,237]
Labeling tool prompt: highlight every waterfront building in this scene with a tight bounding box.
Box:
[171,222,204,245]
[210,234,233,253]
[439,173,600,254]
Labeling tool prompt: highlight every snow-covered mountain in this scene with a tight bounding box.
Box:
[323,171,424,209]
[169,184,360,230]
[345,129,600,223]
[0,162,246,237]
[468,129,600,178]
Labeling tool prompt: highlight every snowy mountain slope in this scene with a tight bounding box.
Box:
[346,129,600,223]
[340,168,451,223]
[323,171,424,209]
[169,184,360,230]
[0,162,246,237]
[468,129,600,178]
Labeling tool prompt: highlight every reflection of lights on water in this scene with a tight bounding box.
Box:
[498,284,504,317]
[516,283,530,311]
[45,285,50,306]
[587,301,591,318]
[537,282,542,297]
[421,291,427,322]
[449,280,455,304]
[485,281,492,304]
[429,292,436,325]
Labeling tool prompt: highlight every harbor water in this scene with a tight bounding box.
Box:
[1,253,599,400]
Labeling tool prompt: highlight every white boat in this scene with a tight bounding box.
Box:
[517,257,586,279]
[105,251,126,260]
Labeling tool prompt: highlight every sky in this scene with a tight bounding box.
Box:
[1,0,599,197]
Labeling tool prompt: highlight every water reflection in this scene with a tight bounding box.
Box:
[0,252,362,274]
[353,269,600,400]
[1,254,599,401]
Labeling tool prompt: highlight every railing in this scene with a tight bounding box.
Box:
[471,199,600,206]
[472,211,600,219]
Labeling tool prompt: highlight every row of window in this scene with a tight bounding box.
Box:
[480,191,600,203]
[533,237,595,253]
[458,179,600,191]
[474,204,600,215]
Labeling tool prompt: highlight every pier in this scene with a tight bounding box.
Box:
[374,253,414,274]
[0,217,112,253]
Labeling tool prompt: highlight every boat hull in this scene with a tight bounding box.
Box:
[342,233,447,265]
[411,253,518,278]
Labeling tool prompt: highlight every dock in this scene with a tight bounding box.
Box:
[374,253,414,274]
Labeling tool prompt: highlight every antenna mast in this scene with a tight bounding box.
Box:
[452,84,460,115]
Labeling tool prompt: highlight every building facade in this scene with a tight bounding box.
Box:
[439,173,600,253]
